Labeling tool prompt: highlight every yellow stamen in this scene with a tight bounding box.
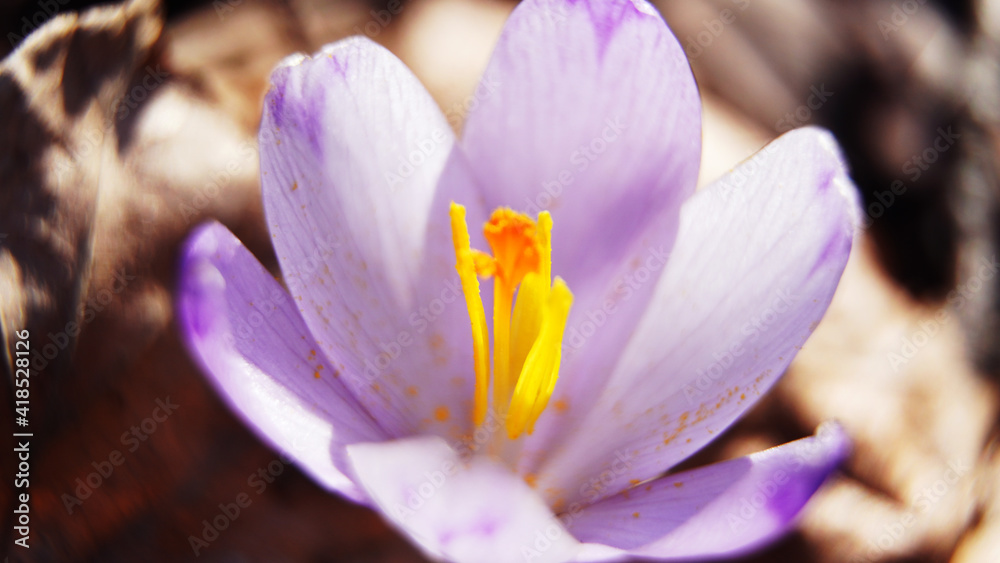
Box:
[483,209,542,409]
[449,204,573,438]
[510,212,552,380]
[508,278,572,438]
[521,278,572,436]
[449,203,490,425]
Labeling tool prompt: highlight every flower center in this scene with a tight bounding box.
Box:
[449,203,574,439]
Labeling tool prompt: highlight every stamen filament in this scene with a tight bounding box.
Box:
[493,276,514,410]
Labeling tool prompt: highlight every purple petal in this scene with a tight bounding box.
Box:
[347,436,584,563]
[534,127,860,505]
[260,38,483,440]
[177,222,386,502]
[461,0,702,469]
[566,423,850,560]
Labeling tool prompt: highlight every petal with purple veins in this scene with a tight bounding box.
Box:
[261,37,485,440]
[177,221,386,503]
[348,435,584,563]
[566,423,851,560]
[464,0,703,466]
[534,127,860,505]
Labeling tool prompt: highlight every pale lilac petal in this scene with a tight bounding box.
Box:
[566,423,850,560]
[177,222,386,502]
[535,127,860,505]
[461,0,702,467]
[347,436,584,563]
[260,37,483,440]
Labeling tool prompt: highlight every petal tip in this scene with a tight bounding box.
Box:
[788,126,863,240]
[627,0,659,17]
[275,51,308,72]
[812,420,852,463]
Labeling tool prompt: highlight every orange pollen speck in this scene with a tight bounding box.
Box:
[433,406,450,422]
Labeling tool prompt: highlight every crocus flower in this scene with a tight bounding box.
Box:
[178,0,860,561]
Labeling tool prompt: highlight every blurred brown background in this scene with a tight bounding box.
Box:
[1,0,999,561]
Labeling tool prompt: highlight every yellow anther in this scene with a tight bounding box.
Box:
[449,204,572,437]
[449,203,490,425]
[507,277,573,439]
